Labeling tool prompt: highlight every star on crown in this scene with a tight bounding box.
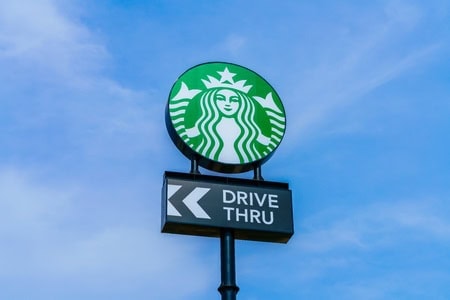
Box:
[202,67,252,93]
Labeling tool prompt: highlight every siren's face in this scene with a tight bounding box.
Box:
[215,89,239,117]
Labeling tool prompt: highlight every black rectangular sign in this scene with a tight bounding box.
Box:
[161,171,294,243]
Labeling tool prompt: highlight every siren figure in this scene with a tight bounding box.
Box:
[182,67,270,164]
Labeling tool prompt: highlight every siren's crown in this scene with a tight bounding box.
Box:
[202,67,252,93]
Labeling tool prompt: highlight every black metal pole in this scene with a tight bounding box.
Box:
[218,165,263,299]
[218,229,239,300]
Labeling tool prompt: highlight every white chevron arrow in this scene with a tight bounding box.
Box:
[183,187,211,219]
[167,184,182,217]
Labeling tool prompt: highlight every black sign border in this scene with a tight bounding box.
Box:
[161,171,294,243]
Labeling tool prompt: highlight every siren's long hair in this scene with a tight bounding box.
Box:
[193,88,262,163]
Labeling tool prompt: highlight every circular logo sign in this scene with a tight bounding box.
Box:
[166,62,286,173]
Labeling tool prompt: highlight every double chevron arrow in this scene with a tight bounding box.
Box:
[167,184,211,219]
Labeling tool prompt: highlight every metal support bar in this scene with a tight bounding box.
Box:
[253,165,264,181]
[218,229,239,300]
[190,158,200,174]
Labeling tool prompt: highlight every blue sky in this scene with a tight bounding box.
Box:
[1,0,449,299]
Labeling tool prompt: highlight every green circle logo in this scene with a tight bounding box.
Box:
[166,62,286,173]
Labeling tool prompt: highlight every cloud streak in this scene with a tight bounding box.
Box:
[283,1,444,145]
[236,196,450,298]
[0,167,215,300]
[0,0,107,85]
[296,197,450,253]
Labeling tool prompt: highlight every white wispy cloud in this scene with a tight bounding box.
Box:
[0,2,190,297]
[221,34,247,56]
[0,167,215,299]
[236,196,450,298]
[283,1,444,146]
[0,0,107,85]
[0,0,168,163]
[295,198,450,253]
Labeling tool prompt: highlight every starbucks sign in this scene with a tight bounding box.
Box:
[166,62,286,173]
